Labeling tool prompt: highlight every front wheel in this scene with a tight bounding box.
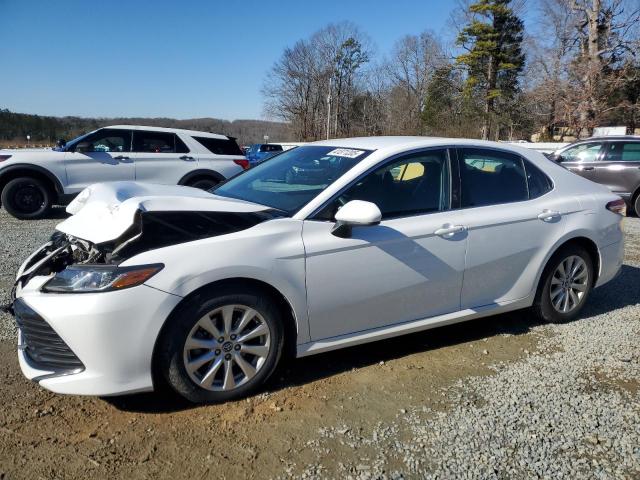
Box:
[533,245,594,323]
[634,195,640,217]
[1,177,52,220]
[157,288,284,403]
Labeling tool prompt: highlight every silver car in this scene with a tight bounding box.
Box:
[550,136,640,215]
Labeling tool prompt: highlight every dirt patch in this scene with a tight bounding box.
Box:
[0,311,544,479]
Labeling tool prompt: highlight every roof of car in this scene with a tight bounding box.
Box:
[308,136,539,156]
[567,135,640,143]
[106,125,229,139]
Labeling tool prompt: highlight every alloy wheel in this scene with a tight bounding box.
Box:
[550,255,589,314]
[182,304,271,391]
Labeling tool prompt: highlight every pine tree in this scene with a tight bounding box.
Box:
[456,0,525,139]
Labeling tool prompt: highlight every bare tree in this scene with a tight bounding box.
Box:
[385,32,447,134]
[562,0,640,135]
[262,22,372,140]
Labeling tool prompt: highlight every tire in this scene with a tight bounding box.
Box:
[532,244,594,323]
[187,177,220,191]
[156,287,284,403]
[634,194,640,218]
[1,177,52,220]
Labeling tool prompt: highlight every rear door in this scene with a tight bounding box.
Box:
[131,130,196,185]
[595,141,640,195]
[456,148,566,308]
[65,128,135,193]
[190,136,246,181]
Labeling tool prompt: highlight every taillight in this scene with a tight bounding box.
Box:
[0,155,12,162]
[233,159,249,170]
[606,198,627,216]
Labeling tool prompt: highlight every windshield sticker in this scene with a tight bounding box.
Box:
[326,148,366,158]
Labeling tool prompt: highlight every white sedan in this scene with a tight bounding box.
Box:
[12,137,625,403]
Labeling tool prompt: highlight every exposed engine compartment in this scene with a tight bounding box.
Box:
[14,208,282,294]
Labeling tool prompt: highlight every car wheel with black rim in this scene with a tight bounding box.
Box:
[187,178,220,191]
[533,244,594,323]
[157,287,284,403]
[1,176,53,220]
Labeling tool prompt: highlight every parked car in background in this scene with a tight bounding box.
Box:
[0,125,248,219]
[245,143,284,165]
[549,136,640,215]
[12,137,624,403]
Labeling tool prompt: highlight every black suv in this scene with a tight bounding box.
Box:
[550,136,640,214]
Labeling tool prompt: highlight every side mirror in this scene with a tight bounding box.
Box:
[56,138,67,148]
[75,141,91,153]
[331,200,382,238]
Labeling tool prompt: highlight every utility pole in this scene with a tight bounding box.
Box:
[326,77,332,140]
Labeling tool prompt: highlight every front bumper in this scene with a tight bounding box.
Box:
[14,277,182,396]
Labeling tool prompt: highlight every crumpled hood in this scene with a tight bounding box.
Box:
[58,181,270,244]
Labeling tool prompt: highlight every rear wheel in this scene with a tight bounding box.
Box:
[634,194,640,217]
[157,288,284,403]
[1,177,52,219]
[533,245,594,323]
[187,177,220,191]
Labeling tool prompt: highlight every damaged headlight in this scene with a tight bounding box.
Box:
[42,264,163,293]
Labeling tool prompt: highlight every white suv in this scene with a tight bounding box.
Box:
[0,125,248,219]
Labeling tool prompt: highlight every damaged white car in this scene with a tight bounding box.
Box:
[11,138,625,403]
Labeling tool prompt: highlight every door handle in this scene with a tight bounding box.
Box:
[537,210,561,222]
[180,155,195,161]
[582,166,595,171]
[434,224,466,237]
[114,155,130,161]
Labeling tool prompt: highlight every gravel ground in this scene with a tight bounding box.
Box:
[0,210,638,479]
[0,208,65,340]
[281,218,640,479]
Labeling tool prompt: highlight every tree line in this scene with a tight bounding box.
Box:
[0,109,294,147]
[263,0,640,141]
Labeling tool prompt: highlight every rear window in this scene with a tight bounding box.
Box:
[193,136,243,156]
[259,144,283,153]
[132,131,189,154]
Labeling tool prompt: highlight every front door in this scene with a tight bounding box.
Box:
[65,128,134,193]
[558,141,604,182]
[303,149,467,340]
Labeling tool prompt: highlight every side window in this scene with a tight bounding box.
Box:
[460,148,528,208]
[192,136,243,155]
[260,144,283,153]
[524,160,553,199]
[175,135,190,154]
[560,143,602,162]
[319,149,450,220]
[75,129,131,153]
[132,131,178,153]
[604,142,640,162]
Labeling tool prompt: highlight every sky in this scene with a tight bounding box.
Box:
[0,0,527,121]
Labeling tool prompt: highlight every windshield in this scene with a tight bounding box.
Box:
[213,145,373,215]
